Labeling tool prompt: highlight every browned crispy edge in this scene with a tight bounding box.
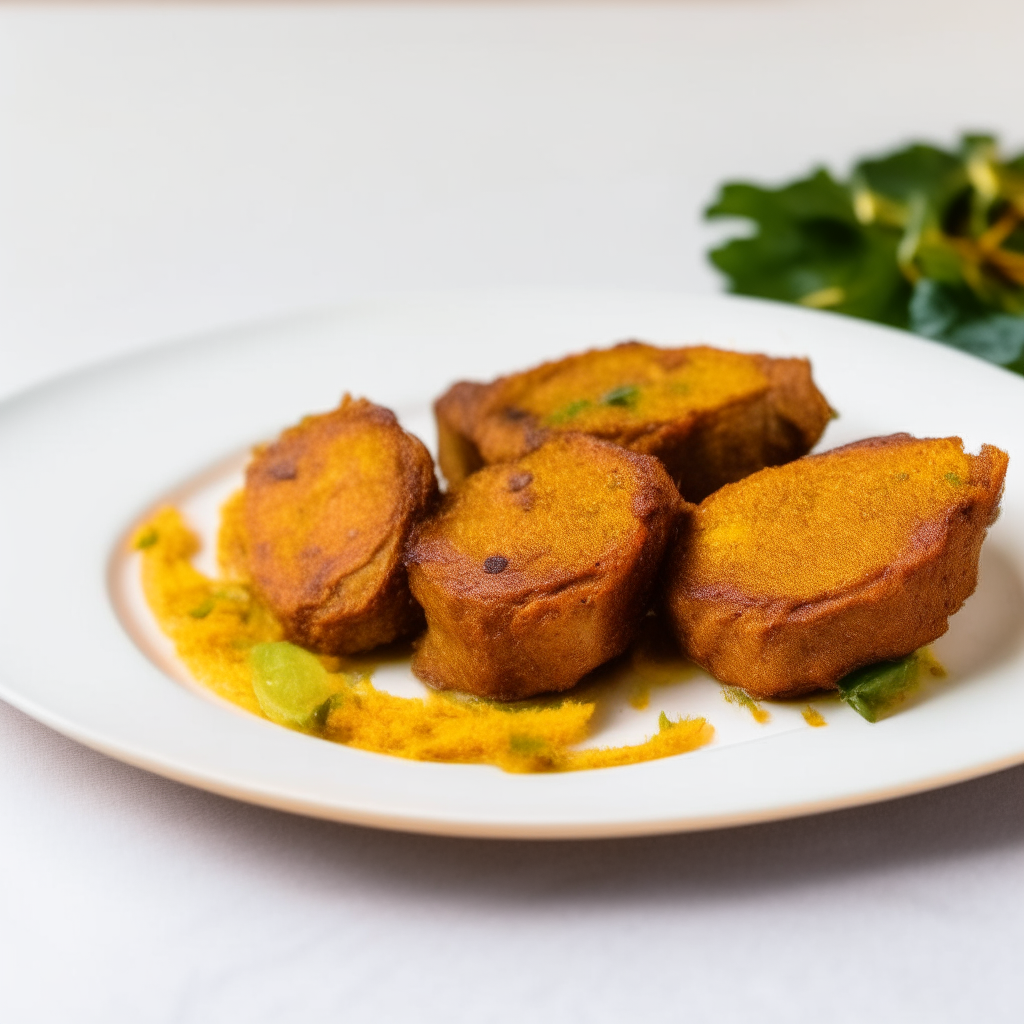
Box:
[434,381,488,488]
[664,435,1009,699]
[406,437,684,700]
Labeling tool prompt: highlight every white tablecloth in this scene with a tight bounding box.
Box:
[2,3,1022,1020]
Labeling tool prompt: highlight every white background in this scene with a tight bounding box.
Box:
[2,3,1023,1021]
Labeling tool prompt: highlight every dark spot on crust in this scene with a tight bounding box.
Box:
[503,407,529,421]
[483,555,509,574]
[267,460,298,481]
[507,471,533,492]
[305,556,342,600]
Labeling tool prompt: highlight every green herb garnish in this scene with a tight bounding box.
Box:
[707,134,1024,374]
[547,399,592,425]
[722,686,771,723]
[837,654,921,723]
[657,710,690,732]
[188,597,215,619]
[547,385,642,424]
[601,384,640,408]
[509,734,547,754]
[135,527,159,549]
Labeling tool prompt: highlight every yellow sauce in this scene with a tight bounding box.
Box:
[133,507,713,773]
[918,647,948,679]
[802,705,827,727]
[134,508,282,714]
[625,619,698,709]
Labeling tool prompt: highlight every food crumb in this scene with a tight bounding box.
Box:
[802,705,827,727]
[723,686,771,724]
[918,647,947,678]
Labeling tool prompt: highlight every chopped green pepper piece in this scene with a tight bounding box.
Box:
[601,384,640,408]
[250,641,343,731]
[722,686,771,723]
[135,527,159,549]
[188,597,215,619]
[509,734,547,754]
[837,654,921,722]
[547,399,592,425]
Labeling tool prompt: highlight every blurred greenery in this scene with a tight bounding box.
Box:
[706,134,1024,375]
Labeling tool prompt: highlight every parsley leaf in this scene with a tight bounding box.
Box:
[707,170,911,326]
[707,134,1024,374]
[910,280,1024,371]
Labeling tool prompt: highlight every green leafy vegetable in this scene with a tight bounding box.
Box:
[837,654,922,723]
[250,641,343,731]
[707,170,910,326]
[707,134,1024,374]
[910,280,1024,372]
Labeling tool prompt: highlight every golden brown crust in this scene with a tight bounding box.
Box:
[406,433,683,700]
[663,434,1009,698]
[434,341,832,500]
[434,381,488,486]
[244,395,439,655]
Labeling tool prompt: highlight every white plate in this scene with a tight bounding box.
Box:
[1,291,1022,839]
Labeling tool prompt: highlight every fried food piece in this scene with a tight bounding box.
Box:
[664,434,1009,698]
[406,433,681,700]
[244,396,438,654]
[435,341,832,500]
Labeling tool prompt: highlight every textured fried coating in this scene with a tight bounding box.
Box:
[406,433,682,700]
[664,434,1009,699]
[244,396,438,654]
[435,341,832,501]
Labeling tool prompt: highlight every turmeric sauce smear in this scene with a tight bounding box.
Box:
[133,505,713,773]
[801,706,827,728]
